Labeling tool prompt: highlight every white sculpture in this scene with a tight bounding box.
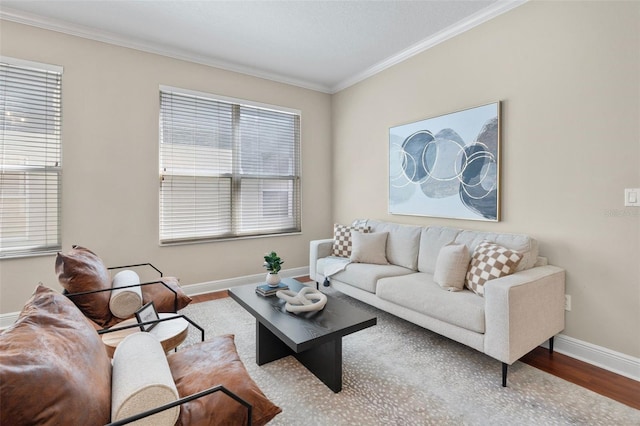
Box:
[276,287,327,313]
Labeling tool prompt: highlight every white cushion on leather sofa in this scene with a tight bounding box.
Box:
[111,332,179,425]
[110,270,143,319]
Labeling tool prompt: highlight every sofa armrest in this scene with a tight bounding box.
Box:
[483,265,565,364]
[309,239,334,282]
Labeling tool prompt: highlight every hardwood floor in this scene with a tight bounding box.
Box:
[520,347,640,410]
[190,290,229,304]
[190,276,640,410]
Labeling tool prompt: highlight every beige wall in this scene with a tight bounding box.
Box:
[1,1,639,360]
[0,20,333,313]
[331,1,640,358]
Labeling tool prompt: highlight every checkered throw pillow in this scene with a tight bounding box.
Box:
[465,241,523,296]
[332,224,370,258]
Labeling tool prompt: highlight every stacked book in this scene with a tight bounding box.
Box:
[255,282,289,297]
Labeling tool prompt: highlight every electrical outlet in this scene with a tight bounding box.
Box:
[565,295,571,311]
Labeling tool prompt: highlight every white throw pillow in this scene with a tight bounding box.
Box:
[433,244,471,291]
[350,231,389,265]
[111,332,179,424]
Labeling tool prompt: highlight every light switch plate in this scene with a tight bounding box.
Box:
[625,188,640,206]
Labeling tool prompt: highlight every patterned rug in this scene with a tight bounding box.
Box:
[181,289,639,425]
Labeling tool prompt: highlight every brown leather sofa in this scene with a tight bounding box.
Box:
[0,285,281,425]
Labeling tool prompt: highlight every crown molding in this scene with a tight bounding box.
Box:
[329,0,528,94]
[1,1,526,95]
[0,7,333,94]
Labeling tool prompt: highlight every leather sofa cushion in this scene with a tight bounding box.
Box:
[0,285,112,425]
[168,334,281,426]
[376,273,486,333]
[55,245,114,327]
[143,276,192,313]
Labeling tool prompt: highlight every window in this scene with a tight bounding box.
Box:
[159,86,301,244]
[0,58,62,258]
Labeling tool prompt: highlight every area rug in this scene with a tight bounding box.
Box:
[180,289,639,425]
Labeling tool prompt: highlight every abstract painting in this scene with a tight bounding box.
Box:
[389,102,500,221]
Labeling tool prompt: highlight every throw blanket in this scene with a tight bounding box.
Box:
[323,219,368,286]
[322,256,351,287]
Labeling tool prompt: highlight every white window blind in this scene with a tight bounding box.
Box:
[159,87,301,244]
[0,58,62,258]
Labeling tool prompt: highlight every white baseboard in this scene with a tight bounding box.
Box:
[180,266,311,296]
[2,268,638,384]
[541,334,640,382]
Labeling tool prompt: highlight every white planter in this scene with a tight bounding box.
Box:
[266,273,281,286]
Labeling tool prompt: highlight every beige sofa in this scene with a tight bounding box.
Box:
[310,219,565,386]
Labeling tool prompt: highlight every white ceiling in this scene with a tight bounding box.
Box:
[0,1,525,93]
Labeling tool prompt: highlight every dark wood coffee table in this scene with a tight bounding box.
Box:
[229,278,376,393]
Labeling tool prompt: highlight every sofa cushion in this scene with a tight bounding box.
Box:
[368,220,422,270]
[376,273,486,333]
[433,244,470,292]
[465,241,523,296]
[112,332,179,424]
[350,231,389,265]
[55,245,114,327]
[332,263,414,293]
[332,223,370,258]
[168,334,281,426]
[0,285,112,425]
[455,230,537,272]
[142,276,192,313]
[417,226,461,274]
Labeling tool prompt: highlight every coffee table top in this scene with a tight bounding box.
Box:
[229,278,377,353]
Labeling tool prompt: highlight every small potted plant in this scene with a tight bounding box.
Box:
[263,251,284,286]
